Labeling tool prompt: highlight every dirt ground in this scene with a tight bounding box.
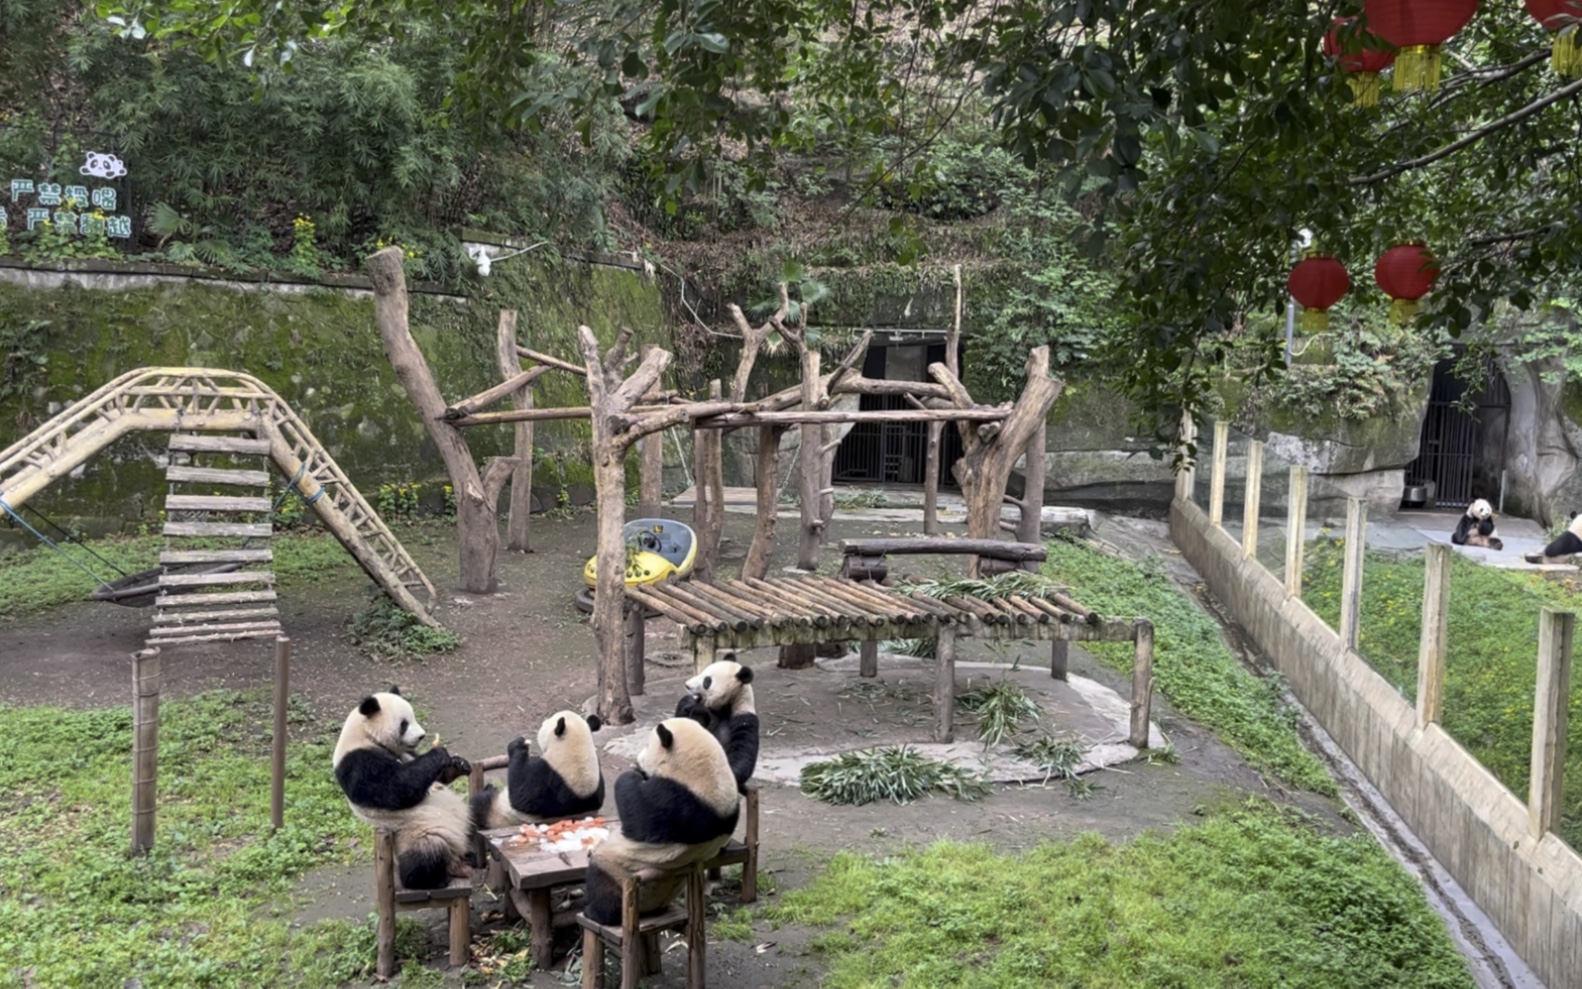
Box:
[0,508,1345,987]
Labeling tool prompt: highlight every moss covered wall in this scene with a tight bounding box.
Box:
[0,257,671,528]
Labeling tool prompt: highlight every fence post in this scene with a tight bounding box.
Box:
[1175,416,1197,503]
[1415,544,1451,727]
[1242,440,1263,559]
[1285,466,1308,599]
[271,636,290,831]
[1209,420,1229,527]
[131,647,160,856]
[1529,608,1574,838]
[1338,498,1367,652]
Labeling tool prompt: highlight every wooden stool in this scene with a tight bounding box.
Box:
[577,862,706,989]
[374,831,472,978]
[704,785,760,902]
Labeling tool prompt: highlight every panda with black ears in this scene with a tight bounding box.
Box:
[583,717,740,925]
[674,655,759,791]
[1526,512,1582,565]
[332,686,474,890]
[469,709,605,831]
[1450,498,1504,551]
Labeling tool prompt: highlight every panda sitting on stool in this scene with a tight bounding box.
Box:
[583,718,739,926]
[674,655,758,791]
[1526,512,1582,565]
[1451,498,1503,551]
[470,710,605,831]
[332,686,474,890]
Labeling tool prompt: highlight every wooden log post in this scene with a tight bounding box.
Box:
[687,864,707,988]
[1208,419,1229,528]
[1529,607,1574,839]
[1285,466,1309,599]
[579,326,671,725]
[859,640,879,678]
[1130,620,1154,748]
[694,380,726,583]
[924,265,964,536]
[131,647,160,856]
[932,346,1062,576]
[1015,411,1047,561]
[271,636,290,831]
[742,425,786,581]
[1339,497,1367,652]
[1416,543,1451,727]
[933,626,957,742]
[1242,440,1263,560]
[500,311,537,553]
[638,347,664,519]
[625,600,646,697]
[796,349,825,571]
[368,247,515,593]
[375,831,398,978]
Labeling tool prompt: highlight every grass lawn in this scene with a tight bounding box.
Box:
[1302,538,1582,851]
[1042,537,1336,795]
[0,529,359,616]
[769,801,1474,989]
[0,690,440,988]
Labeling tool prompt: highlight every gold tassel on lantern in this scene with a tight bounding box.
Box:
[1555,27,1582,78]
[1347,71,1383,106]
[1393,44,1442,92]
[1300,308,1331,332]
[1389,298,1419,324]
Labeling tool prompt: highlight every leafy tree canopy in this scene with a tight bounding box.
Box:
[73,0,1582,438]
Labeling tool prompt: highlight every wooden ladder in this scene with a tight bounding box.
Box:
[149,432,283,648]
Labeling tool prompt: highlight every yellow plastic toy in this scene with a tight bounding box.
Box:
[582,518,698,589]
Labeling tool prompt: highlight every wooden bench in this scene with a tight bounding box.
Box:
[373,831,472,978]
[577,862,707,989]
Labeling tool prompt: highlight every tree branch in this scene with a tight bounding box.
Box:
[1352,73,1582,185]
[482,456,518,505]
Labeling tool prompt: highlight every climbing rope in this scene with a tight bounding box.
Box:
[18,502,131,577]
[0,495,116,591]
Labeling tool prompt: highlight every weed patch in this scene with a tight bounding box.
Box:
[769,801,1473,988]
[0,690,423,987]
[1041,537,1335,794]
[347,591,463,660]
[1302,539,1582,849]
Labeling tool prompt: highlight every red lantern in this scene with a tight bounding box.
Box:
[1374,243,1440,323]
[1363,0,1481,92]
[1288,253,1351,332]
[1324,17,1397,106]
[1525,0,1582,77]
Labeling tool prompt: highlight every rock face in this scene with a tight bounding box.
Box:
[1503,353,1582,526]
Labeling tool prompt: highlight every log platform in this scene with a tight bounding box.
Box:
[627,574,1154,747]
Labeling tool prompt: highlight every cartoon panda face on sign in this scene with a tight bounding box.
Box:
[80,152,127,179]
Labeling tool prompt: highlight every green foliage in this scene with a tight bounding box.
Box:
[0,689,420,987]
[1012,734,1095,798]
[376,481,424,524]
[957,680,1040,747]
[17,206,121,264]
[769,802,1475,988]
[1042,536,1335,794]
[0,318,51,409]
[1302,539,1582,849]
[799,746,993,806]
[0,531,354,616]
[347,591,462,660]
[897,569,1069,603]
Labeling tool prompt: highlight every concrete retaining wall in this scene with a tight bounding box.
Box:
[1171,496,1582,989]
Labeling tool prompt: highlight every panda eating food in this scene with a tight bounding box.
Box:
[1450,498,1504,551]
[674,655,759,791]
[470,709,605,831]
[583,717,740,926]
[332,686,474,890]
[1526,512,1582,565]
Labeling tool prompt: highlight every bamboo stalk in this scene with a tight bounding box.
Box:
[1049,592,1100,624]
[944,595,1009,625]
[742,577,834,628]
[626,585,717,635]
[1005,595,1054,624]
[683,581,771,629]
[785,576,889,627]
[665,581,757,632]
[1026,596,1079,624]
[725,580,812,627]
[832,578,928,623]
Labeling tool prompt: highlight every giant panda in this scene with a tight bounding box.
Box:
[1450,498,1503,551]
[583,717,740,926]
[1526,512,1582,565]
[332,686,474,890]
[674,656,759,791]
[469,710,605,831]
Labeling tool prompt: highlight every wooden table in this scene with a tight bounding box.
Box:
[482,822,614,970]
